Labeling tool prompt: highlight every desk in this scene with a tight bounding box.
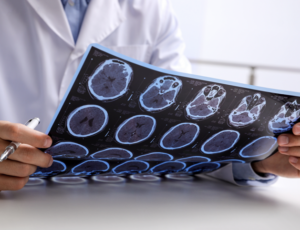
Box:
[0,175,299,230]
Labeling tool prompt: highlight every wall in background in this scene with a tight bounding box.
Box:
[171,0,300,92]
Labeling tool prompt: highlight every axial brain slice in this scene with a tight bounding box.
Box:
[91,148,133,160]
[160,123,200,150]
[186,84,226,120]
[67,105,108,137]
[185,162,220,173]
[88,59,133,101]
[150,161,186,173]
[268,100,300,134]
[229,93,266,127]
[139,76,182,112]
[240,136,277,158]
[115,115,156,144]
[112,160,149,174]
[201,130,240,154]
[135,152,173,161]
[176,156,210,163]
[45,142,88,159]
[71,160,109,176]
[31,160,66,177]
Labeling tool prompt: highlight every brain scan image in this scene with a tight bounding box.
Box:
[91,148,133,160]
[228,93,266,128]
[31,160,66,177]
[186,84,226,120]
[185,162,220,173]
[67,105,108,137]
[112,160,149,174]
[216,159,245,163]
[139,76,182,112]
[268,100,300,134]
[115,115,156,144]
[88,59,133,101]
[150,161,186,174]
[45,142,88,159]
[71,160,110,176]
[176,156,211,163]
[135,152,174,161]
[239,136,277,158]
[160,123,200,150]
[201,130,240,154]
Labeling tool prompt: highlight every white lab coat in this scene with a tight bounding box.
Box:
[0,0,273,186]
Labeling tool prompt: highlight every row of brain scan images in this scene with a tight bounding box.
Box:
[66,108,278,155]
[31,157,238,178]
[32,134,278,177]
[84,58,300,133]
[44,132,277,162]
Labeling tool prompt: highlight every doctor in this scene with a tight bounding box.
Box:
[0,0,299,191]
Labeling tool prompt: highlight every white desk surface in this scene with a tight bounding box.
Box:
[0,175,299,230]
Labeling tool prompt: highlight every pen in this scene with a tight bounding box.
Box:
[0,117,40,162]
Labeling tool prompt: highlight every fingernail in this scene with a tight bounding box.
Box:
[278,135,289,145]
[278,147,289,153]
[48,157,53,167]
[44,137,52,148]
[290,157,298,164]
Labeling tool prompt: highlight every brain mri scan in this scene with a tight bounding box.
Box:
[88,59,133,101]
[268,100,300,134]
[135,152,174,161]
[139,76,182,112]
[150,161,186,173]
[115,115,156,145]
[31,160,67,177]
[186,84,226,120]
[45,142,89,159]
[67,105,108,137]
[185,162,220,173]
[112,160,149,174]
[176,156,211,163]
[216,159,245,163]
[228,93,266,128]
[239,136,277,158]
[71,160,109,176]
[91,148,133,160]
[201,130,240,154]
[160,123,200,150]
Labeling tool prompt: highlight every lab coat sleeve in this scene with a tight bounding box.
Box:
[205,163,278,187]
[149,0,192,74]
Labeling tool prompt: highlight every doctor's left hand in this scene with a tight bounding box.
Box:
[0,121,53,191]
[252,122,300,178]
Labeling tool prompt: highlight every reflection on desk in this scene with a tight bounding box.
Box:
[0,175,299,230]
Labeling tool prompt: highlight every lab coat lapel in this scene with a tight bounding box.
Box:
[27,0,74,48]
[73,0,126,59]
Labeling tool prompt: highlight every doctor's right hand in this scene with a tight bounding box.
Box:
[0,121,53,191]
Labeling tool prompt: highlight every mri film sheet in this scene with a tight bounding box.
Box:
[40,44,300,178]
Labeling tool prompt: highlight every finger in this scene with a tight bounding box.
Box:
[278,146,300,157]
[292,123,300,136]
[0,121,52,148]
[289,157,300,177]
[277,134,300,147]
[0,140,53,168]
[0,160,37,177]
[0,175,29,191]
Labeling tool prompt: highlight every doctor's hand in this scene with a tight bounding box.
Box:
[252,122,300,178]
[0,121,53,191]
